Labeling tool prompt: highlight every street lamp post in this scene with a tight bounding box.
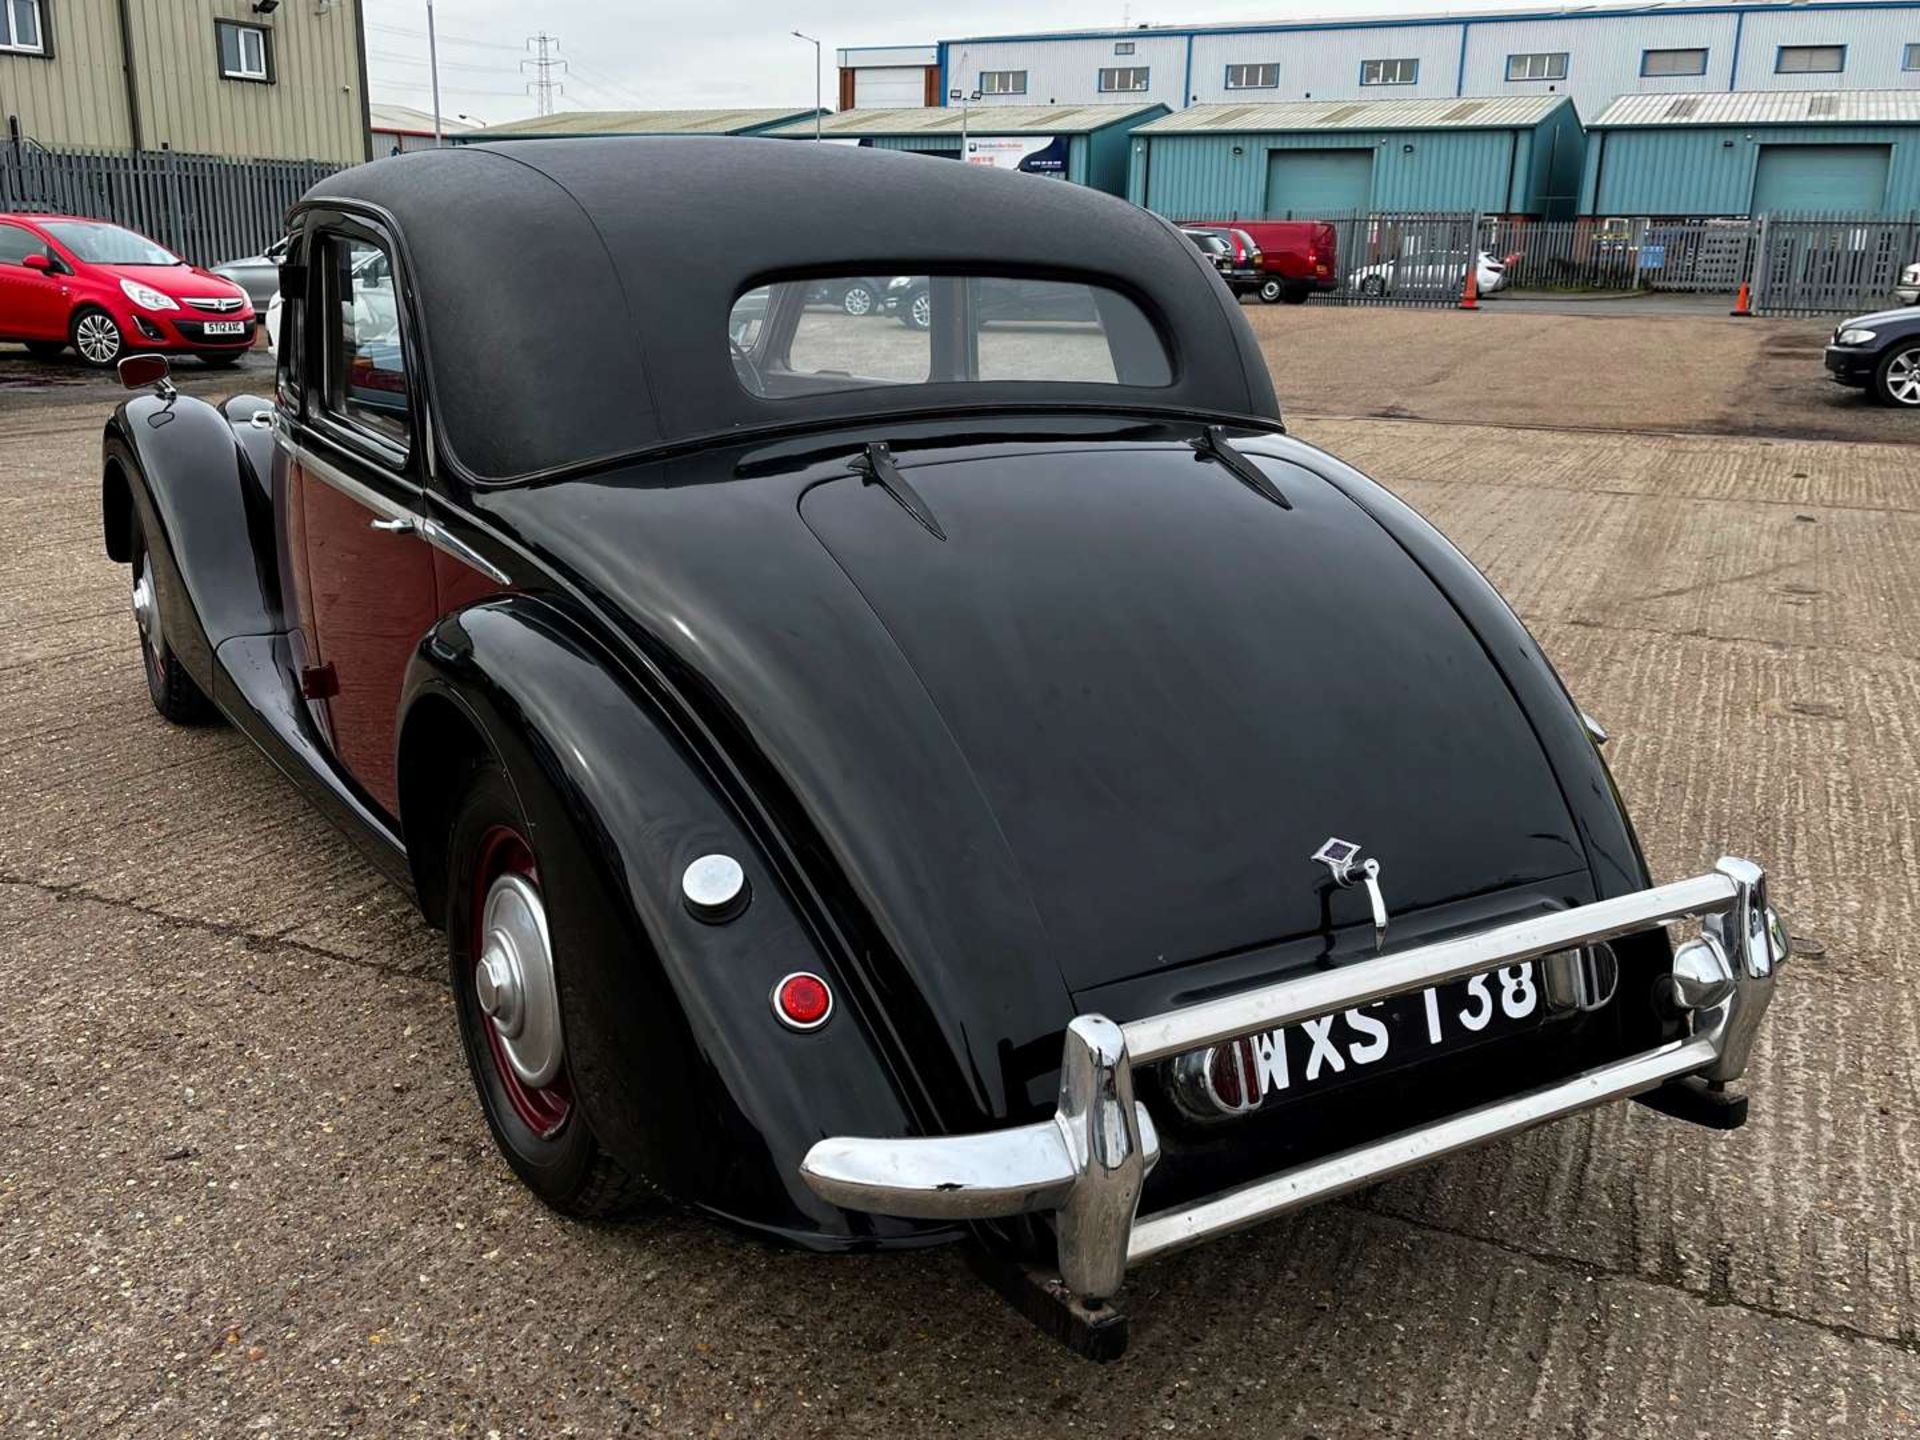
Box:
[792,31,822,141]
[427,0,444,146]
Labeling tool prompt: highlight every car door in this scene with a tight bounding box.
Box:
[0,221,67,340]
[289,222,438,818]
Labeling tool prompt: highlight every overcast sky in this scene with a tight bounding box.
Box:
[364,0,1602,123]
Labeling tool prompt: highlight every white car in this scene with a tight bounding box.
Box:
[1349,249,1507,298]
[1897,261,1919,308]
[264,246,398,354]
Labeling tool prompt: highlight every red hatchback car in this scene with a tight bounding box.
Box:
[0,212,255,368]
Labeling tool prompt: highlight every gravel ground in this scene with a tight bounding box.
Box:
[0,308,1916,1437]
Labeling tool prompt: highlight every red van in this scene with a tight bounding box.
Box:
[1186,219,1338,305]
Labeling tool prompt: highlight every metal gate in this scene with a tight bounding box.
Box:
[1750,214,1920,316]
[0,145,340,266]
[1312,212,1485,308]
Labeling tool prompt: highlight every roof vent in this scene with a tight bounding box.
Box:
[1806,94,1838,117]
[1440,101,1486,122]
[1664,98,1701,119]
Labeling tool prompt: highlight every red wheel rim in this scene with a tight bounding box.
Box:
[472,825,573,1139]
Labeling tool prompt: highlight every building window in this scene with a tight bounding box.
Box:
[0,0,45,54]
[1225,62,1279,90]
[1505,51,1568,82]
[980,70,1026,95]
[1098,66,1150,92]
[1360,57,1419,86]
[1640,47,1709,77]
[1114,41,1135,56]
[1775,44,1844,74]
[216,20,273,83]
[1906,42,1920,71]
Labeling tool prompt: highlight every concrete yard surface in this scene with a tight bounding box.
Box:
[0,307,1917,1437]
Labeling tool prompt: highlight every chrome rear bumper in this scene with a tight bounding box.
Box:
[802,857,1786,1305]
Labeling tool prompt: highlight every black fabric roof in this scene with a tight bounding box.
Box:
[303,138,1279,482]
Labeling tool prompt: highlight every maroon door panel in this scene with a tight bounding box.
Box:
[300,466,437,816]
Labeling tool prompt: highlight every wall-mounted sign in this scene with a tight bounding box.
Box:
[965,134,1070,176]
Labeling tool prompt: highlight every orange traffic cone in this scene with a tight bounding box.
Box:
[1730,282,1753,317]
[1458,264,1480,311]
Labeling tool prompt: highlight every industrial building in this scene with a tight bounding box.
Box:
[0,0,370,162]
[1128,94,1586,218]
[1582,89,1920,214]
[922,1,1920,135]
[455,109,824,142]
[370,104,481,156]
[835,46,941,108]
[763,104,1167,195]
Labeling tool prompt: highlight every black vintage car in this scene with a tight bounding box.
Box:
[101,139,1787,1359]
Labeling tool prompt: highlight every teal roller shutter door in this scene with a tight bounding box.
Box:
[1751,144,1891,215]
[1264,149,1375,218]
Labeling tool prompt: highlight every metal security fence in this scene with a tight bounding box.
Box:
[1312,212,1486,308]
[0,145,341,266]
[1749,215,1920,317]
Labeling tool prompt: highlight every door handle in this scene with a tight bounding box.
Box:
[368,516,417,534]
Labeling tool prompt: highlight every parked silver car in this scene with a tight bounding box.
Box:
[211,236,288,311]
[1897,261,1919,308]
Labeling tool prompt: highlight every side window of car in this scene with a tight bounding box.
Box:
[320,232,410,455]
[0,223,41,266]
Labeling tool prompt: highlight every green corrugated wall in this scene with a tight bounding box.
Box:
[1127,117,1581,218]
[1581,124,1920,216]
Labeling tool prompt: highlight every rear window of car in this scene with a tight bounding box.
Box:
[728,273,1172,398]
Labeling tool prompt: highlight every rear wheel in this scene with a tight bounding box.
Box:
[23,340,66,360]
[71,307,125,368]
[1358,275,1387,297]
[129,513,217,724]
[1256,278,1285,305]
[902,288,932,330]
[447,763,651,1217]
[1874,344,1920,407]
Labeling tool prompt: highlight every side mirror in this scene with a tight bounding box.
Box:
[22,253,52,273]
[118,353,175,395]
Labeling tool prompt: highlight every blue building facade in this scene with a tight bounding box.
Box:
[1128,95,1586,218]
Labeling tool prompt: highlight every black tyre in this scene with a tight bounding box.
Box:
[70,306,125,368]
[1358,275,1388,297]
[197,351,246,368]
[840,281,877,317]
[1256,278,1285,305]
[129,512,218,724]
[1873,343,1920,408]
[447,763,652,1218]
[23,339,66,359]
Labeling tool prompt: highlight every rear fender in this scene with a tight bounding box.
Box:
[398,594,941,1247]
[101,393,282,697]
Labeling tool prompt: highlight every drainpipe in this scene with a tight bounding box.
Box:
[115,0,142,152]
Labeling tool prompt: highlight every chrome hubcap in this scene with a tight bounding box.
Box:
[474,872,562,1087]
[1889,351,1920,406]
[77,314,121,363]
[131,551,157,652]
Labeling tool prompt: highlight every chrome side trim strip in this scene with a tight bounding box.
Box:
[799,857,1786,1307]
[276,431,510,585]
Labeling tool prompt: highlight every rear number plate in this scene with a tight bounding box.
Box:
[1178,963,1552,1115]
[203,320,247,336]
